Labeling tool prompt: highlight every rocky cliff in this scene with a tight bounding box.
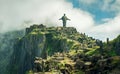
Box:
[8,24,120,74]
[8,24,99,74]
[111,35,120,55]
[0,30,24,74]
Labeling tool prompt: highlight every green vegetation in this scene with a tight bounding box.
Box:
[107,50,117,56]
[86,48,98,55]
[7,24,120,74]
[85,46,100,55]
[25,70,34,74]
[75,70,85,74]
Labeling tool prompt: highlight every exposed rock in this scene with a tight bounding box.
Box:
[60,68,70,74]
[8,24,114,74]
[75,59,85,70]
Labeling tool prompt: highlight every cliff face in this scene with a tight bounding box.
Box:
[0,30,24,74]
[9,24,98,74]
[106,35,120,55]
[7,24,120,74]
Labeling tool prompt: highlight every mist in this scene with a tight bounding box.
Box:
[0,0,120,40]
[0,30,24,74]
[0,0,94,33]
[0,0,120,73]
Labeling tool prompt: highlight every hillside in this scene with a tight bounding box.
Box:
[111,35,120,55]
[7,24,120,74]
[0,30,24,74]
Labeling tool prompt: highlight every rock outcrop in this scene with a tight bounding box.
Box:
[111,35,120,55]
[8,24,98,74]
[8,24,120,74]
[0,30,24,74]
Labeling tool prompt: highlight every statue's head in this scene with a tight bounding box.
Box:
[64,14,66,16]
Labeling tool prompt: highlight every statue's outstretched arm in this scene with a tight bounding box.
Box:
[66,17,70,21]
[67,18,71,21]
[59,18,62,20]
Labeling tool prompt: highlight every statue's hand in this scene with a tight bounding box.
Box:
[59,18,62,20]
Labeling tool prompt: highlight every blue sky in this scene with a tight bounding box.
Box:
[0,0,120,41]
[66,0,120,41]
[68,0,116,24]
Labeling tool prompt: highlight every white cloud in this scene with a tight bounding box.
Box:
[111,0,120,12]
[101,0,120,12]
[77,0,120,41]
[0,0,94,33]
[101,18,112,22]
[0,0,120,41]
[78,0,120,13]
[87,14,120,41]
[102,0,112,11]
[78,0,96,5]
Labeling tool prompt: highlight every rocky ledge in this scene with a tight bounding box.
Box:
[8,24,120,74]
